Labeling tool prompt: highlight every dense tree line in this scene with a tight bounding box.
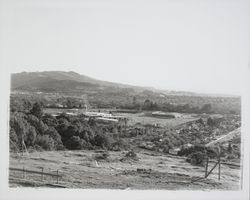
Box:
[11,92,241,115]
[9,102,129,153]
[121,99,214,114]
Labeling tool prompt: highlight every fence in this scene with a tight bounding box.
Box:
[204,156,221,180]
[9,167,62,184]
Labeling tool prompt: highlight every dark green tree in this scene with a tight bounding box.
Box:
[30,102,43,119]
[25,125,37,146]
[44,127,64,150]
[35,135,55,150]
[65,136,85,150]
[201,103,212,113]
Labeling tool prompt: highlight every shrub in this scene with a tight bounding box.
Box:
[94,152,110,160]
[33,144,43,151]
[120,150,139,162]
[178,144,206,156]
[78,130,95,144]
[111,138,130,151]
[94,134,113,149]
[125,150,137,158]
[187,151,205,166]
[206,146,217,158]
[44,127,64,150]
[163,145,170,153]
[62,125,79,142]
[65,136,88,150]
[35,135,55,150]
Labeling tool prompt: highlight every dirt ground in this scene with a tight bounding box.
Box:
[9,150,242,190]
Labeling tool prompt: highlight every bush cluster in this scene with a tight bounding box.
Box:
[9,102,129,152]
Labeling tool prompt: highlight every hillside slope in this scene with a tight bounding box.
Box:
[11,71,149,93]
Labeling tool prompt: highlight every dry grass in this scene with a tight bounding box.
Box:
[9,150,241,190]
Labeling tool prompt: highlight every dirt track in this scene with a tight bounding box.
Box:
[9,150,241,190]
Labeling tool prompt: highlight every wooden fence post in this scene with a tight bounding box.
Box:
[23,167,25,179]
[205,156,209,177]
[205,161,219,178]
[41,167,44,182]
[56,170,59,184]
[218,156,221,181]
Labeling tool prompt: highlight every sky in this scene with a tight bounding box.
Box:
[0,0,249,95]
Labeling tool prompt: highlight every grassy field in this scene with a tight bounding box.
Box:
[9,150,241,190]
[116,112,199,128]
[43,108,199,128]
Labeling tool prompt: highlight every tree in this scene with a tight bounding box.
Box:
[143,99,152,110]
[44,127,64,150]
[35,135,55,150]
[56,118,69,140]
[207,117,216,126]
[65,136,85,150]
[9,128,19,152]
[132,96,137,105]
[94,134,112,149]
[11,113,29,148]
[88,117,96,127]
[67,125,79,137]
[201,104,212,113]
[37,120,49,135]
[42,114,58,127]
[30,102,43,119]
[25,125,37,147]
[23,99,32,113]
[78,130,94,144]
[66,99,73,108]
[27,114,48,135]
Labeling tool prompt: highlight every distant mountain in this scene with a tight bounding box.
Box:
[11,71,238,98]
[11,71,153,94]
[11,71,241,115]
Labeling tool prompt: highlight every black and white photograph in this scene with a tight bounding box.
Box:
[0,0,249,200]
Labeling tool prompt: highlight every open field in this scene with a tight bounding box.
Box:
[9,150,241,190]
[43,108,200,127]
[115,112,199,127]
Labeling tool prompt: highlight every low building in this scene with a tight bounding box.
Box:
[96,117,119,124]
